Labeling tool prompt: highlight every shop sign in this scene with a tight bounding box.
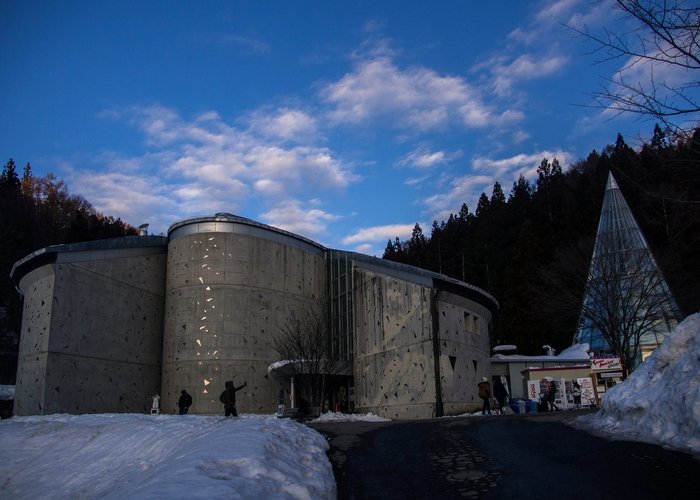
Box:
[577,377,596,406]
[527,380,541,401]
[600,372,623,379]
[591,357,622,371]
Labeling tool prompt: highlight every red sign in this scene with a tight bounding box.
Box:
[591,357,622,371]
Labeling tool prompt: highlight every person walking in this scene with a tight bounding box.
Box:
[478,377,491,415]
[178,389,192,415]
[220,380,247,417]
[547,379,559,411]
[493,377,509,414]
[572,380,582,409]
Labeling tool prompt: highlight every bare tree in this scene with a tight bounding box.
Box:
[574,0,700,133]
[536,233,680,372]
[270,305,343,408]
[576,233,681,371]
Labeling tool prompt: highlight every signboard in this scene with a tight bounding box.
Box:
[591,357,622,371]
[527,380,541,402]
[577,377,596,407]
[600,372,623,379]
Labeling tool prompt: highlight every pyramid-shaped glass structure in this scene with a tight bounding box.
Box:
[574,172,682,367]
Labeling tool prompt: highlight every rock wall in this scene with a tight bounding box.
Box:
[161,225,327,415]
[352,268,492,419]
[14,246,166,415]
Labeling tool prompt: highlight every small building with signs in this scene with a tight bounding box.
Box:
[490,343,592,403]
[521,367,595,410]
[589,356,625,405]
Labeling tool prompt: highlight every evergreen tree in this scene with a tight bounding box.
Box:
[0,159,139,383]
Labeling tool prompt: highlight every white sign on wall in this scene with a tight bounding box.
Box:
[577,377,595,406]
[527,380,541,402]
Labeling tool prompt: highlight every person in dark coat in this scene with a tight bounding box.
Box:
[572,380,582,409]
[547,379,559,411]
[493,377,509,414]
[220,380,247,417]
[178,390,192,415]
[477,377,491,415]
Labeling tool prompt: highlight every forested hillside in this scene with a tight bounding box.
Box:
[383,126,700,356]
[0,160,137,383]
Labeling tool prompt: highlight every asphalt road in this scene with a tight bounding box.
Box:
[310,410,700,500]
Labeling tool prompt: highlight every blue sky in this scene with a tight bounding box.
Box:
[0,0,683,255]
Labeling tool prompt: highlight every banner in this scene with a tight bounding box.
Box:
[591,357,622,371]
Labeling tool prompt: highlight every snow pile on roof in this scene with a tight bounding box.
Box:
[572,312,700,457]
[310,411,391,423]
[0,413,335,499]
[491,341,591,362]
[557,342,590,358]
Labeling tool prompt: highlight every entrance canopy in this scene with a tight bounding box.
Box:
[266,359,352,380]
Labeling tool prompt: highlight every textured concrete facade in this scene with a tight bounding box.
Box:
[161,217,326,416]
[12,238,167,415]
[352,267,493,420]
[12,215,497,419]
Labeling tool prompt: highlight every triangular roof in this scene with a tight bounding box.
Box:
[574,171,682,362]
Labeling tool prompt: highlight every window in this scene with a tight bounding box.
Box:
[464,312,480,334]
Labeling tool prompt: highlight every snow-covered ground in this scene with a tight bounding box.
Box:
[0,410,390,500]
[312,411,390,423]
[0,413,336,499]
[572,312,700,458]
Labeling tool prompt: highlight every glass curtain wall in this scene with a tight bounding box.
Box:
[328,250,354,361]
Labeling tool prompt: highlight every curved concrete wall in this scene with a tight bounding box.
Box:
[12,239,167,415]
[161,216,327,415]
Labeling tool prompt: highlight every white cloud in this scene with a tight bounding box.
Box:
[566,0,613,30]
[248,108,318,142]
[422,149,572,222]
[76,105,358,235]
[321,56,521,130]
[66,168,182,234]
[509,0,596,44]
[341,224,417,245]
[260,199,340,237]
[535,0,582,23]
[472,150,570,178]
[398,147,453,169]
[353,243,374,254]
[512,130,530,144]
[423,174,494,216]
[253,178,285,196]
[491,54,569,96]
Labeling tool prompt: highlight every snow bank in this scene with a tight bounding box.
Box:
[0,413,335,499]
[573,312,700,457]
[310,411,391,423]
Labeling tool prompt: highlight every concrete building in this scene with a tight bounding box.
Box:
[11,214,498,420]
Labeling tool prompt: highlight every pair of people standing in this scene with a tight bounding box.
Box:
[177,381,247,416]
[478,377,509,415]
